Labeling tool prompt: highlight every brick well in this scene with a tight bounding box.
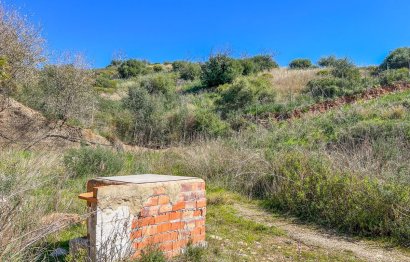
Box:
[79,174,206,261]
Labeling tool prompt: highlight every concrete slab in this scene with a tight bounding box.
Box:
[94,174,199,185]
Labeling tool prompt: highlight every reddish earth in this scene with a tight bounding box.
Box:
[272,82,410,121]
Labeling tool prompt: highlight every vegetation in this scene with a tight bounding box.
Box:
[201,54,244,88]
[380,47,410,70]
[2,2,410,261]
[318,55,337,67]
[172,61,202,80]
[289,58,313,69]
[118,59,151,78]
[305,57,369,99]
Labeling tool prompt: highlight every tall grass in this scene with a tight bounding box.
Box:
[0,151,73,260]
[269,68,319,102]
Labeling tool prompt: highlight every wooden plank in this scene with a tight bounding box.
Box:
[78,192,97,203]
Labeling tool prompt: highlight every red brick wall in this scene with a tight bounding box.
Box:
[130,181,206,258]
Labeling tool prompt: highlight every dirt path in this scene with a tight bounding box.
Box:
[234,203,410,262]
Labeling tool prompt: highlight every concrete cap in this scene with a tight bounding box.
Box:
[94,174,201,185]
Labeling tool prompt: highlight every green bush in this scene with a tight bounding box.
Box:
[216,76,276,115]
[330,58,360,80]
[177,245,205,261]
[201,54,243,88]
[306,77,346,98]
[118,59,150,78]
[139,73,177,95]
[239,59,257,75]
[380,47,410,70]
[172,61,202,80]
[95,75,116,89]
[193,107,230,137]
[137,248,166,262]
[318,55,337,67]
[248,55,278,72]
[265,152,410,245]
[379,68,410,86]
[152,64,164,72]
[289,59,313,69]
[123,80,199,146]
[305,58,363,99]
[63,147,123,177]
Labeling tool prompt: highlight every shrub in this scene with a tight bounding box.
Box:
[330,58,360,80]
[95,75,116,89]
[306,77,346,98]
[177,245,205,261]
[249,55,278,71]
[201,54,243,88]
[63,147,123,177]
[217,76,276,114]
[265,152,410,244]
[193,107,230,137]
[305,58,363,99]
[139,73,177,95]
[289,59,313,69]
[137,248,166,262]
[118,59,150,78]
[380,47,410,70]
[172,61,202,80]
[379,68,410,86]
[123,81,194,146]
[318,55,337,67]
[152,64,163,72]
[240,59,257,75]
[37,55,96,122]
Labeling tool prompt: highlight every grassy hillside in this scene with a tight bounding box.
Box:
[3,86,410,260]
[2,6,410,258]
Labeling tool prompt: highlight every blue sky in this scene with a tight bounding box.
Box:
[9,0,410,68]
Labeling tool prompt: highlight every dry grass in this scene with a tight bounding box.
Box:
[0,151,81,260]
[268,68,320,101]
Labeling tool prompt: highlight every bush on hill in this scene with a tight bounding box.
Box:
[305,58,364,99]
[249,55,278,71]
[379,68,410,86]
[201,54,244,88]
[138,73,177,95]
[289,59,313,69]
[118,59,151,78]
[380,47,410,70]
[216,75,276,115]
[152,64,164,72]
[172,61,202,80]
[318,56,338,67]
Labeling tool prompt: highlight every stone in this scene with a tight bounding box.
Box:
[69,237,89,257]
[50,247,67,257]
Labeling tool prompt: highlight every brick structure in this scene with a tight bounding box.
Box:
[79,174,206,261]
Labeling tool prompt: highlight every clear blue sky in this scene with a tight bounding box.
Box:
[10,0,410,68]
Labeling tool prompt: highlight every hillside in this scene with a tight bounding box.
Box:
[2,6,410,259]
[0,96,111,150]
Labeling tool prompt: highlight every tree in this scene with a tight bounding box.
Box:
[201,54,243,88]
[172,61,202,80]
[289,59,313,69]
[0,4,45,95]
[39,54,95,122]
[118,59,150,78]
[330,58,360,79]
[249,55,278,71]
[318,56,337,67]
[380,47,410,71]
